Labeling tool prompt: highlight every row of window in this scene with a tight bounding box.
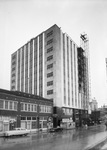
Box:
[47,30,53,38]
[47,72,53,78]
[47,47,53,53]
[39,105,52,113]
[12,61,16,66]
[0,99,17,111]
[21,102,37,112]
[47,63,53,69]
[12,67,15,71]
[47,81,53,86]
[47,39,53,45]
[62,108,73,115]
[12,79,15,83]
[12,73,15,77]
[21,116,37,120]
[21,103,52,113]
[47,55,53,61]
[12,55,16,60]
[47,90,53,95]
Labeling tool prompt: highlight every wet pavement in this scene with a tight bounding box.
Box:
[0,125,107,150]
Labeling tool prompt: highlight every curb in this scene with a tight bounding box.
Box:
[85,137,107,150]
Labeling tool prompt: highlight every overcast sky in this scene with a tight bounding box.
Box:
[0,0,107,107]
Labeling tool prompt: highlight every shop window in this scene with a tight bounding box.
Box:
[43,121,47,128]
[32,121,37,129]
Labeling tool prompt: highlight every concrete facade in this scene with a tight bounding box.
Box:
[10,24,90,127]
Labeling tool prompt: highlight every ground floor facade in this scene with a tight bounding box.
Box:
[52,106,88,129]
[0,115,53,132]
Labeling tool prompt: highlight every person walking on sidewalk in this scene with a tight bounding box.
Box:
[105,120,107,130]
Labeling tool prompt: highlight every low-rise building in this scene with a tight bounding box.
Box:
[0,88,53,133]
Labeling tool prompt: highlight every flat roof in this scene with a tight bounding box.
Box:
[0,88,53,102]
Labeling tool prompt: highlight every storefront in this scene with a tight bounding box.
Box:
[21,116,37,130]
[0,116,17,132]
[39,116,48,130]
[61,117,75,129]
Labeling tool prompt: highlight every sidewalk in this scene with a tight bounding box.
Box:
[85,132,107,150]
[84,125,107,150]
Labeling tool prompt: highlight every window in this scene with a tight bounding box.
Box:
[47,90,53,95]
[47,30,53,37]
[11,86,15,89]
[39,105,45,113]
[21,103,24,110]
[12,55,16,60]
[0,99,4,109]
[28,104,30,111]
[47,39,53,45]
[31,104,33,111]
[47,64,53,69]
[5,101,8,109]
[12,73,15,77]
[25,103,27,111]
[27,117,31,120]
[12,61,16,65]
[12,80,15,83]
[9,101,13,110]
[14,102,17,110]
[47,72,53,78]
[21,117,26,120]
[34,105,37,112]
[47,81,53,86]
[47,55,53,61]
[32,117,36,120]
[47,106,52,113]
[12,67,15,71]
[47,47,53,53]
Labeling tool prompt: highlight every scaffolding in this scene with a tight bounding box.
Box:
[78,33,91,110]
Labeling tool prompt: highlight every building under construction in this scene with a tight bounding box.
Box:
[77,33,90,114]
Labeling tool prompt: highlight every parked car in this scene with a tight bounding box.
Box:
[49,127,63,132]
[4,128,30,137]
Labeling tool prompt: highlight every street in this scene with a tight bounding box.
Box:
[0,125,106,150]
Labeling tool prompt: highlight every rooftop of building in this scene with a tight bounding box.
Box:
[0,88,53,102]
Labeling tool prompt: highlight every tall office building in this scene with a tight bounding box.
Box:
[11,24,90,126]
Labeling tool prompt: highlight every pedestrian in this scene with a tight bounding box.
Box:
[105,120,107,130]
[85,124,88,129]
